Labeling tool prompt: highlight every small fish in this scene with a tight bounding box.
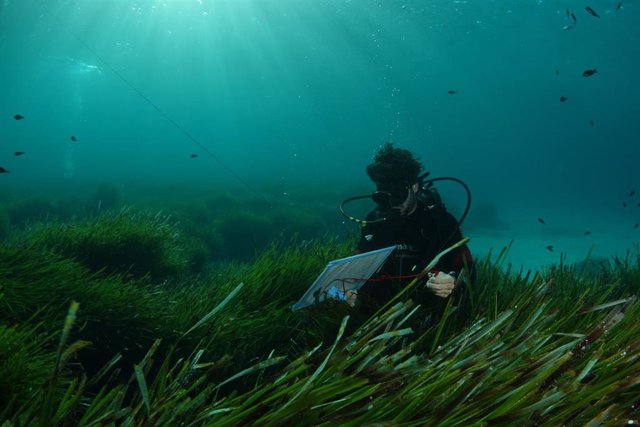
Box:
[560,96,568,102]
[582,68,598,77]
[584,231,592,235]
[571,12,577,24]
[14,151,25,156]
[635,223,639,229]
[589,119,595,126]
[563,25,574,31]
[190,154,198,158]
[545,245,554,252]
[448,90,457,95]
[616,2,622,11]
[566,8,570,18]
[585,6,600,18]
[623,202,628,208]
[70,135,77,142]
[555,69,560,75]
[538,217,546,225]
[14,114,24,120]
[629,190,636,197]
[0,166,9,173]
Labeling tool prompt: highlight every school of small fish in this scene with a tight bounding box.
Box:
[549,3,635,254]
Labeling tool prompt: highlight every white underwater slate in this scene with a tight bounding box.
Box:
[292,245,396,311]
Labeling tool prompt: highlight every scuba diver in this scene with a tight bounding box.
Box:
[340,143,475,308]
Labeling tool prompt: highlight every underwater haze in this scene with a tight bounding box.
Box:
[1,0,639,270]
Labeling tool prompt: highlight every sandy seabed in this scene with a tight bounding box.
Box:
[468,207,639,273]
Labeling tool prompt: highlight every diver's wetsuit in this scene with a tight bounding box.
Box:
[356,190,474,307]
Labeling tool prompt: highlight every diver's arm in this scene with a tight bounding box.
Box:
[422,207,475,298]
[433,208,475,281]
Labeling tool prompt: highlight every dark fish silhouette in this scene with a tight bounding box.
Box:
[623,202,628,208]
[555,69,560,75]
[14,151,25,156]
[560,96,568,102]
[545,245,554,252]
[616,2,622,11]
[14,114,24,120]
[70,135,77,142]
[635,223,639,229]
[448,90,457,95]
[584,231,592,235]
[629,190,636,197]
[565,9,577,25]
[585,7,600,18]
[190,154,198,158]
[589,120,594,126]
[583,68,598,77]
[0,167,9,173]
[538,217,546,225]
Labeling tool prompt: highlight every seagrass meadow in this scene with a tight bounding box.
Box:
[1,204,640,426]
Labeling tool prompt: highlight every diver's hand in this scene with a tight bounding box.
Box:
[426,271,456,298]
[345,290,358,307]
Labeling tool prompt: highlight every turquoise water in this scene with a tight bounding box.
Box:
[1,0,639,268]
